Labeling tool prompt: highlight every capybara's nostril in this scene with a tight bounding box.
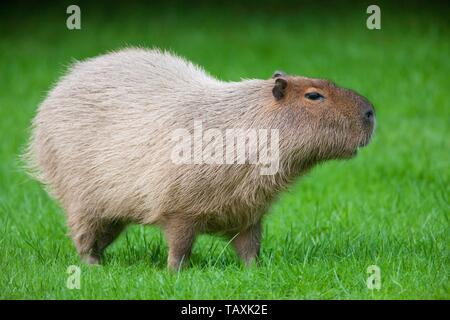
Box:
[365,110,374,121]
[362,103,375,124]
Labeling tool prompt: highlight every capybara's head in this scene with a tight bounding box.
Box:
[271,71,375,161]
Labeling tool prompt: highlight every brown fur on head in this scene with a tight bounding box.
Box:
[270,73,375,163]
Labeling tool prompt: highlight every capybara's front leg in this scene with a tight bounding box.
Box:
[162,217,196,271]
[232,221,262,266]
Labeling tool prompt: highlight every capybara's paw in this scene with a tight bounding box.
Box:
[167,260,186,272]
[82,254,101,266]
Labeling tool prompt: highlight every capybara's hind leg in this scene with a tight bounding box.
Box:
[68,212,124,265]
[68,213,101,265]
[92,221,126,259]
[232,221,262,267]
[162,217,196,271]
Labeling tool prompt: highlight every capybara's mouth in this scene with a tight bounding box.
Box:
[358,125,375,148]
[345,137,372,158]
[358,139,370,148]
[347,148,359,158]
[353,137,371,154]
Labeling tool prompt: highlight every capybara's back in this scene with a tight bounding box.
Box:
[25,48,375,269]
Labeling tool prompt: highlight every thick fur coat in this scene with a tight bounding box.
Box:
[25,48,375,269]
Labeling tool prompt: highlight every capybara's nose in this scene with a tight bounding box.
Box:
[362,102,375,125]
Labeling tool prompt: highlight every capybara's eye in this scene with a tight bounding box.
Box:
[305,92,324,101]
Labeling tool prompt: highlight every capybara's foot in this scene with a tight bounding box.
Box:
[232,221,262,267]
[83,254,101,265]
[69,214,125,266]
[167,254,190,272]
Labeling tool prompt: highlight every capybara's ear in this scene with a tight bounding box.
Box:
[272,78,288,100]
[272,70,287,78]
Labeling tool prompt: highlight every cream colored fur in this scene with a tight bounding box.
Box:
[24,48,374,269]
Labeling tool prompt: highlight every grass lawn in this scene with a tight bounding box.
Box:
[0,1,448,299]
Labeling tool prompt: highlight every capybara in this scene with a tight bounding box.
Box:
[24,48,375,270]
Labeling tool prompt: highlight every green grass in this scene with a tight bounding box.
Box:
[0,1,449,299]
